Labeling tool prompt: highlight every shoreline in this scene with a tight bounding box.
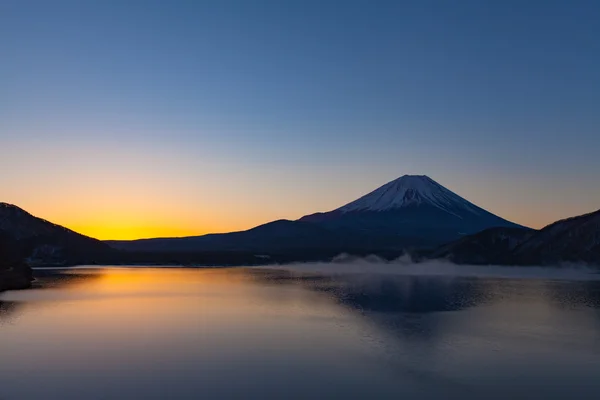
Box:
[0,265,33,292]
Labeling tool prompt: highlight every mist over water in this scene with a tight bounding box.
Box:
[2,265,600,399]
[273,257,600,281]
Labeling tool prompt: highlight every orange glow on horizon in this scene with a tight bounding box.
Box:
[5,141,598,241]
[65,210,555,241]
[69,224,207,241]
[63,215,250,241]
[56,209,287,241]
[26,197,289,241]
[28,201,587,241]
[8,168,597,241]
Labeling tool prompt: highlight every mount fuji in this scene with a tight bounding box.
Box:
[109,175,523,254]
[314,175,487,214]
[299,175,523,245]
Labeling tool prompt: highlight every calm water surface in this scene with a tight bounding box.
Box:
[1,266,600,399]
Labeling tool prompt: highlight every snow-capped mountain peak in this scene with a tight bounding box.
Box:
[337,175,483,216]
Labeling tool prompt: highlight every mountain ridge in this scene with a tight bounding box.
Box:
[512,208,600,265]
[299,174,523,246]
[429,209,600,266]
[109,175,523,253]
[0,202,113,267]
[1,192,599,267]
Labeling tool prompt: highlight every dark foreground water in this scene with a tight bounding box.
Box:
[1,265,600,399]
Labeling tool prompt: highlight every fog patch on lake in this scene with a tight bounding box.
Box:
[270,255,600,281]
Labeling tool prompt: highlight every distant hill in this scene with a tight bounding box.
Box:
[0,203,113,266]
[512,209,600,265]
[429,227,535,265]
[109,175,523,253]
[3,199,599,269]
[429,209,600,266]
[108,219,344,252]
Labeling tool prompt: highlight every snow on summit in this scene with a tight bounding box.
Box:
[337,175,483,216]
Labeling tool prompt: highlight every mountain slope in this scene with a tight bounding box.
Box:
[0,232,33,291]
[108,219,413,254]
[429,226,535,265]
[300,175,523,245]
[108,220,344,252]
[512,209,600,265]
[109,175,522,254]
[338,175,484,214]
[0,203,113,266]
[426,209,600,266]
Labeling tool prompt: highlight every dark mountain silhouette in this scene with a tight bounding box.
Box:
[0,232,33,291]
[512,209,600,265]
[428,209,600,266]
[108,220,344,252]
[428,227,535,265]
[301,175,523,244]
[0,203,113,267]
[109,175,522,253]
[4,184,599,268]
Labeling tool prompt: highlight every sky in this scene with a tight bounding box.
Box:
[1,0,599,240]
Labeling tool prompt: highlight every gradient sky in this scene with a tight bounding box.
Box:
[2,0,599,240]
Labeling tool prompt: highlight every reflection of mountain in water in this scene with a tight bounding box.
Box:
[245,269,491,345]
[0,269,104,323]
[321,276,490,313]
[245,268,600,345]
[7,267,600,336]
[31,268,104,289]
[247,269,490,313]
[544,280,600,310]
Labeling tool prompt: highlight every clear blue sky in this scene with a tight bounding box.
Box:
[1,0,599,239]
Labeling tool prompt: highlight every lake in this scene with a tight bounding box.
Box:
[1,265,600,399]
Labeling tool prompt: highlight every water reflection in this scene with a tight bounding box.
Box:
[246,269,494,312]
[0,300,20,324]
[2,271,90,323]
[245,267,600,375]
[2,267,600,400]
[545,280,600,309]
